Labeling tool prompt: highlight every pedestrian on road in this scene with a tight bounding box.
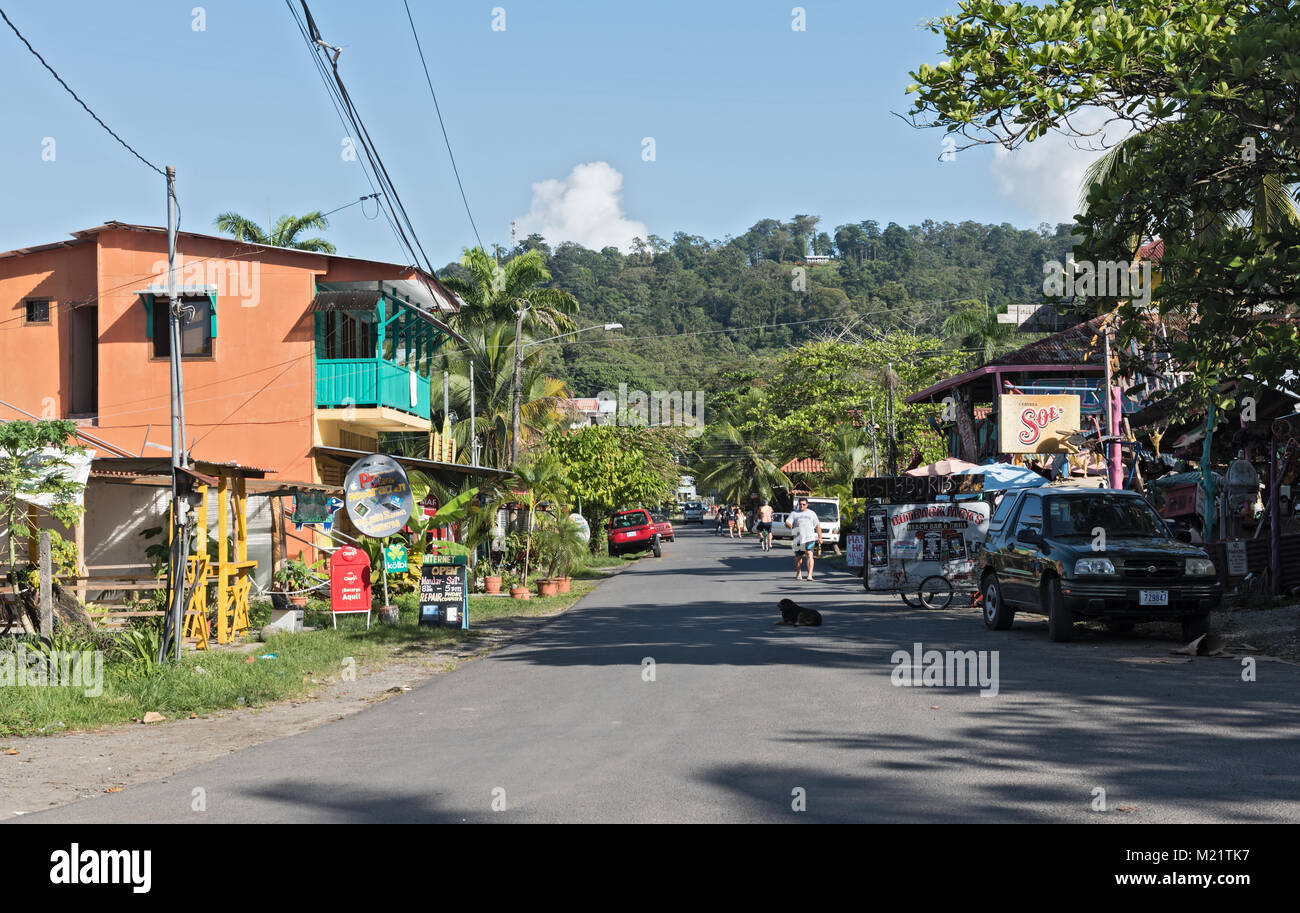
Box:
[786,497,822,580]
[726,504,737,538]
[756,501,774,551]
[735,506,746,538]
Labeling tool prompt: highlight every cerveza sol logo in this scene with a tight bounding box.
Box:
[49,845,151,893]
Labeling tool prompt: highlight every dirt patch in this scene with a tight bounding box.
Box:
[0,613,564,818]
[1213,602,1300,663]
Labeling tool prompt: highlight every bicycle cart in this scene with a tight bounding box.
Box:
[862,500,991,608]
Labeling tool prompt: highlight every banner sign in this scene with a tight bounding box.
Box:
[865,501,991,592]
[419,554,469,628]
[846,533,865,568]
[998,394,1080,454]
[344,454,414,538]
[852,474,985,500]
[292,490,329,524]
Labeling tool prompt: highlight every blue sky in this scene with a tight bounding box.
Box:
[0,0,1094,267]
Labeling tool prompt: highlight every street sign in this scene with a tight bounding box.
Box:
[419,554,469,628]
[384,542,408,574]
[344,453,413,538]
[569,513,591,543]
[1225,540,1248,577]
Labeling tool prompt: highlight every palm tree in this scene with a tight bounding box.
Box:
[440,322,568,468]
[212,211,337,253]
[693,391,790,505]
[942,299,1018,365]
[1079,122,1300,243]
[443,246,578,335]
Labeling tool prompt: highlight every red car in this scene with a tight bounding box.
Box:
[651,512,675,542]
[608,509,663,557]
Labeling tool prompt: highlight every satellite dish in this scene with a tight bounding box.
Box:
[344,453,413,537]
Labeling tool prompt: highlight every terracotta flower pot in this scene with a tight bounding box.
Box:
[557,577,572,594]
[289,594,308,608]
[538,578,560,597]
[510,586,531,600]
[484,576,503,594]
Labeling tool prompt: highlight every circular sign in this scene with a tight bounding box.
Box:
[344,454,414,538]
[568,513,591,543]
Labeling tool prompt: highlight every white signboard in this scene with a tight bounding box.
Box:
[1225,540,1248,577]
[846,533,865,568]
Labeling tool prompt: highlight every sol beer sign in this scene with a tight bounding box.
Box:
[998,394,1080,454]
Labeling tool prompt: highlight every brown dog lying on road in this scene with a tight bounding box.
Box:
[777,598,822,627]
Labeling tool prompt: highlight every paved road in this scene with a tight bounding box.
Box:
[25,525,1300,823]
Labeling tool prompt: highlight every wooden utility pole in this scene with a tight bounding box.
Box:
[509,301,528,467]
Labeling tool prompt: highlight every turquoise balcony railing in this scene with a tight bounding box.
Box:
[315,358,430,420]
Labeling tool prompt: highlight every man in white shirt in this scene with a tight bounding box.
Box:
[785,497,823,580]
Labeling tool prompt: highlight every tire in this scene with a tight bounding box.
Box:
[652,536,662,558]
[918,576,954,610]
[983,574,1014,630]
[1046,577,1074,642]
[900,589,924,608]
[1181,614,1211,642]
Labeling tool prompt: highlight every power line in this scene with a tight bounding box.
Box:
[402,0,485,251]
[0,8,164,177]
[321,193,381,219]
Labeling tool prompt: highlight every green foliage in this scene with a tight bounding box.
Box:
[544,426,681,539]
[906,0,1300,404]
[212,211,336,253]
[0,419,86,571]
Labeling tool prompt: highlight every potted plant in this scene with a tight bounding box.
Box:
[539,514,586,594]
[508,572,530,600]
[274,557,321,608]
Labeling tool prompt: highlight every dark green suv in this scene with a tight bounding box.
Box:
[980,488,1220,642]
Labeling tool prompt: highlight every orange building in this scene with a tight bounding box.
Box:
[0,221,466,577]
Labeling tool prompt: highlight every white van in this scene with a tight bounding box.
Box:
[771,497,841,541]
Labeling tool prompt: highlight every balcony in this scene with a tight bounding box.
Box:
[310,279,465,432]
[315,358,430,419]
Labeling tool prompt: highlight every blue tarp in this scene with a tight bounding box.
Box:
[954,462,1049,491]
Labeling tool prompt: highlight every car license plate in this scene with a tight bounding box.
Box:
[1140,590,1169,606]
[623,531,636,538]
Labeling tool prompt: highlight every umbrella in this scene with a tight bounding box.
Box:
[904,458,979,477]
[953,462,1049,491]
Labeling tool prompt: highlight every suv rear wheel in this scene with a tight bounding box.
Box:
[652,536,662,558]
[983,574,1014,630]
[1046,577,1074,642]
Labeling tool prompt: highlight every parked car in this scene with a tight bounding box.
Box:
[682,501,706,523]
[651,512,676,542]
[979,488,1221,642]
[607,508,663,557]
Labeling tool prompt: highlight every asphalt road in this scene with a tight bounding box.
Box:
[25,524,1300,823]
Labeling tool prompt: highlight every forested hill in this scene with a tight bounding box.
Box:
[439,216,1077,397]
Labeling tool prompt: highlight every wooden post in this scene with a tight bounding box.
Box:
[217,473,229,643]
[270,495,283,576]
[73,519,87,605]
[39,531,52,640]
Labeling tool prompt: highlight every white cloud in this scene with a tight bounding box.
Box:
[513,162,647,252]
[988,110,1133,225]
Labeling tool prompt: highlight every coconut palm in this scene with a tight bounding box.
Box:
[212,211,337,253]
[693,391,790,505]
[1079,122,1300,244]
[443,246,578,335]
[942,299,1018,365]
[440,322,568,468]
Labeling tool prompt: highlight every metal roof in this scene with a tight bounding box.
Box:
[312,446,511,478]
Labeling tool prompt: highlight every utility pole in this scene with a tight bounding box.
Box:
[163,165,189,662]
[886,363,898,476]
[509,301,527,467]
[869,396,879,476]
[469,362,478,467]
